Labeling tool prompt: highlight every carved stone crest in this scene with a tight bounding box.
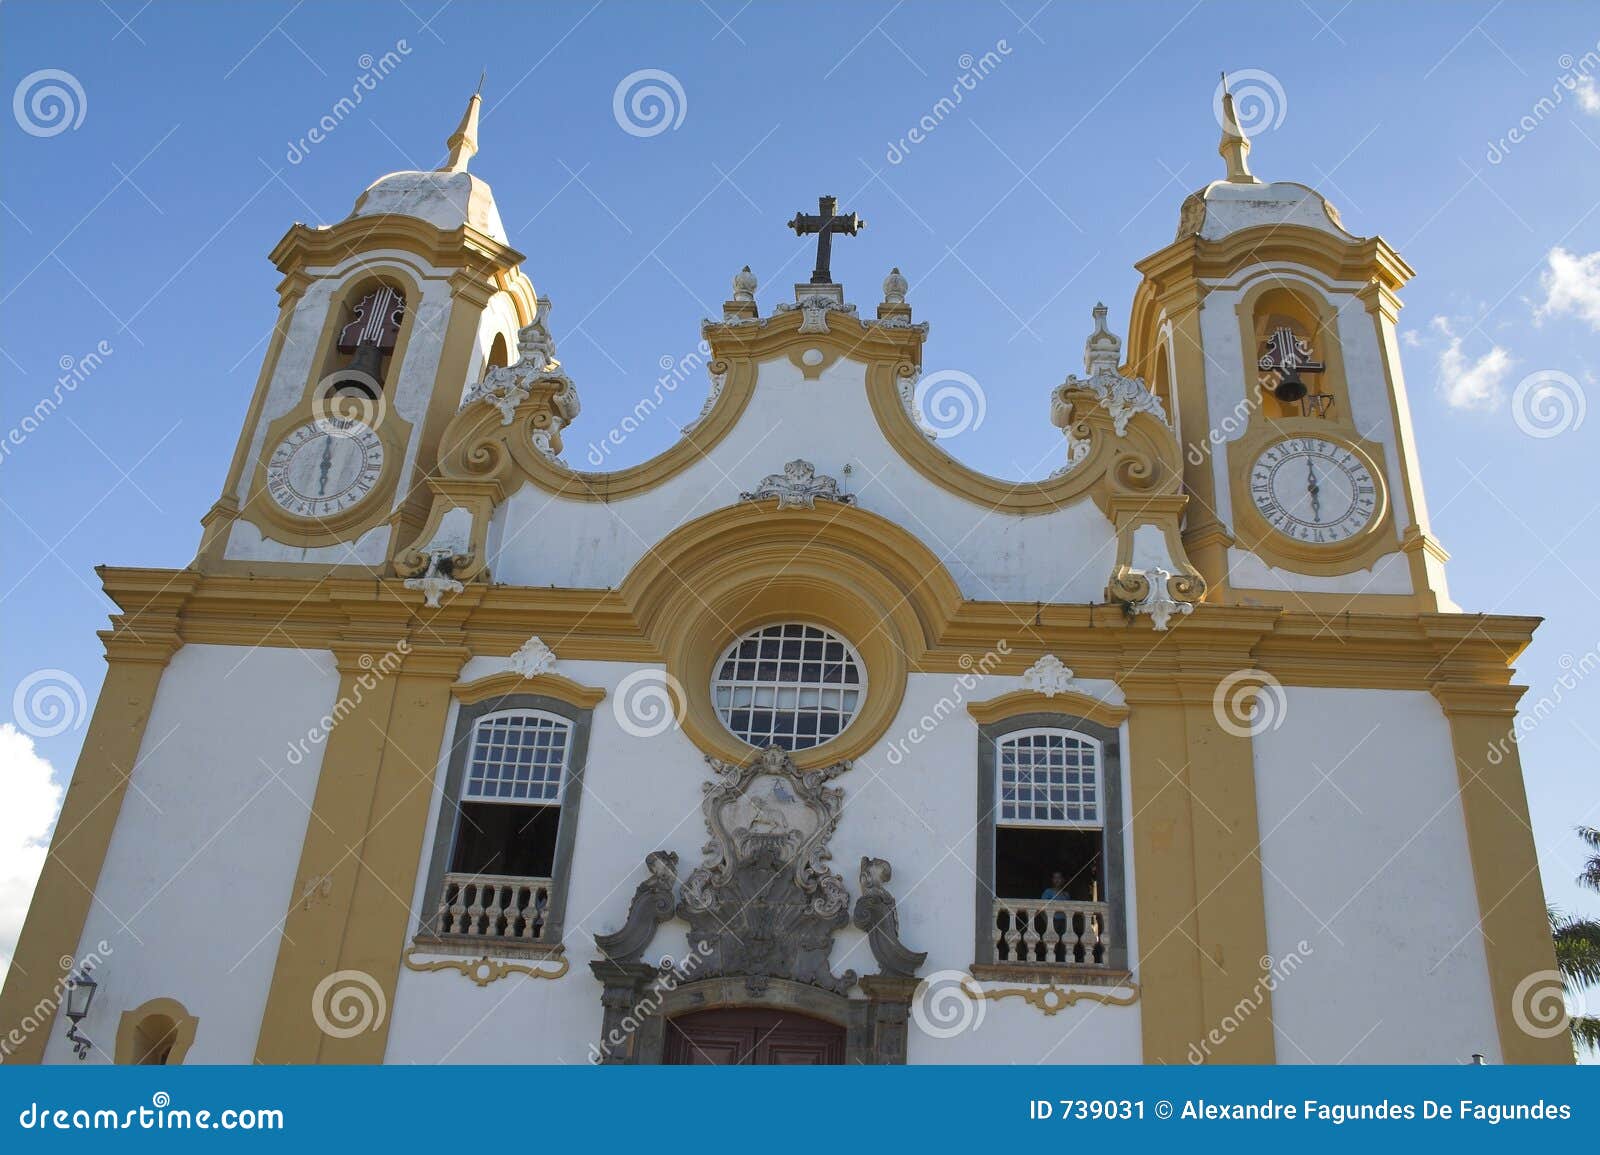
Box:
[509,634,556,678]
[775,292,859,334]
[740,459,855,510]
[677,746,858,994]
[1023,654,1078,697]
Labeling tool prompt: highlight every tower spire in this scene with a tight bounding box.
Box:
[439,83,482,174]
[1217,72,1260,184]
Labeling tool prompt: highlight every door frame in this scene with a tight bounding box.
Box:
[589,968,919,1065]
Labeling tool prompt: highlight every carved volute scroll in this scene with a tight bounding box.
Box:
[594,851,679,965]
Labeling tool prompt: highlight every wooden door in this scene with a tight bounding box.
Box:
[662,1008,845,1065]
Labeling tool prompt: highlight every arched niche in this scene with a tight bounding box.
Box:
[115,997,199,1065]
[1236,279,1350,423]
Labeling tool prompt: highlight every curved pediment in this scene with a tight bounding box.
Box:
[400,288,1206,629]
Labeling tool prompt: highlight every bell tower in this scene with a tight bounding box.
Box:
[1125,82,1450,613]
[195,91,536,574]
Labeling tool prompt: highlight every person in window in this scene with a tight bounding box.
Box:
[1040,870,1069,902]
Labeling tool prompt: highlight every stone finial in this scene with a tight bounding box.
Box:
[882,267,908,305]
[1083,302,1122,375]
[877,266,913,324]
[1218,72,1259,185]
[439,90,481,174]
[723,265,759,321]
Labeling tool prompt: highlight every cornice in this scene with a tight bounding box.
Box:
[269,214,526,281]
[1133,224,1414,298]
[93,566,1537,695]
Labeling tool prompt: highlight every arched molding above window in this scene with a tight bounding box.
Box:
[115,997,198,1065]
[967,688,1128,729]
[451,669,606,709]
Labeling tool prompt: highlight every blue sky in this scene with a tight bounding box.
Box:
[1,2,1598,962]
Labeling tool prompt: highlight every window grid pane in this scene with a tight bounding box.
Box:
[463,712,572,804]
[712,622,865,752]
[996,729,1100,828]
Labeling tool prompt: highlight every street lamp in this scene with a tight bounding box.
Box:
[63,964,98,1060]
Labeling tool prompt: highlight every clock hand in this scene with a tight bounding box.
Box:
[316,434,334,497]
[1306,456,1322,524]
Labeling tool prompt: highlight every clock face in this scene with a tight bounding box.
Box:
[1248,436,1378,545]
[265,419,384,520]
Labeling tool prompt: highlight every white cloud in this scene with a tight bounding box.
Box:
[1576,75,1600,115]
[0,724,64,981]
[1535,246,1600,331]
[1432,316,1514,410]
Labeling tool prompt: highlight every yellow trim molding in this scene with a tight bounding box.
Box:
[400,946,570,987]
[115,997,199,1065]
[961,976,1140,1016]
[1431,682,1573,1064]
[966,689,1129,728]
[255,641,468,1064]
[1121,668,1276,1063]
[451,669,606,708]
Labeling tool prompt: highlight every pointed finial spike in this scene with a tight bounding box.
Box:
[476,69,486,97]
[440,87,482,174]
[1217,73,1259,184]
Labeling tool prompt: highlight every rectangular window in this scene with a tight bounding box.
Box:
[985,725,1116,968]
[430,708,577,944]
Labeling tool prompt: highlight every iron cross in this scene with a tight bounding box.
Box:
[787,195,865,285]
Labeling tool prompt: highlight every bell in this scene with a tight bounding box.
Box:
[1271,369,1308,404]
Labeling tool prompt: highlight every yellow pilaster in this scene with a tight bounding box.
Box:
[254,632,466,1063]
[1431,683,1572,1064]
[1122,666,1276,1063]
[0,602,184,1063]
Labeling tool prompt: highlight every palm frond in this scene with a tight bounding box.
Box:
[1576,826,1600,895]
[1571,1014,1600,1054]
[1552,914,1600,986]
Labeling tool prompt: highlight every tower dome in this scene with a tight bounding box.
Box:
[347,91,508,244]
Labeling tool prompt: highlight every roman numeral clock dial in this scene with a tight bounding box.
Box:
[264,419,385,521]
[1248,436,1379,546]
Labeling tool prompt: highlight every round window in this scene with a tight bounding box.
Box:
[711,622,865,750]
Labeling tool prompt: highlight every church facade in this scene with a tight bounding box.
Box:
[1,89,1569,1066]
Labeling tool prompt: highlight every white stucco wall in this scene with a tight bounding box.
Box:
[43,644,339,1063]
[487,353,1118,604]
[384,657,1143,1064]
[1250,686,1500,1062]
